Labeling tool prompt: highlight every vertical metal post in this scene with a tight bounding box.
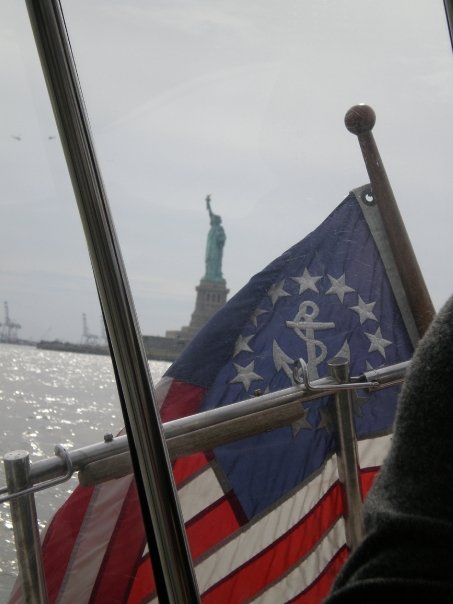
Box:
[328,358,364,550]
[4,451,48,604]
[444,0,453,52]
[24,1,199,602]
[345,104,435,337]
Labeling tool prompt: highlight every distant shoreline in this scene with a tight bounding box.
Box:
[1,338,181,363]
[36,339,110,356]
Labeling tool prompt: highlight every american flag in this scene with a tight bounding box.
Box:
[9,186,416,603]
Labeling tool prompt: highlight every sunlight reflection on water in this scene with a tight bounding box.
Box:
[0,343,170,597]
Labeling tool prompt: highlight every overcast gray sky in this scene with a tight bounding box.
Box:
[1,0,453,343]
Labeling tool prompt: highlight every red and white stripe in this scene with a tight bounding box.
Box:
[131,433,392,603]
[8,367,392,604]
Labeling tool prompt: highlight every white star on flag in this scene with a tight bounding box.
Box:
[230,361,263,390]
[267,280,291,305]
[249,307,268,327]
[326,274,355,302]
[364,327,392,358]
[233,334,254,357]
[291,268,322,294]
[350,295,377,324]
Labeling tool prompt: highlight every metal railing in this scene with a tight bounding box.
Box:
[1,358,409,603]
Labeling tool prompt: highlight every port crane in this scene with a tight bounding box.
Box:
[81,312,99,346]
[0,301,22,342]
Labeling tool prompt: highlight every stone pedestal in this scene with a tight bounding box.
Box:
[187,279,229,337]
[167,278,229,341]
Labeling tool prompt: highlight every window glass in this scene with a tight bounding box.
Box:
[1,1,452,602]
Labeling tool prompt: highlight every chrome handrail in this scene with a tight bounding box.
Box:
[2,358,409,498]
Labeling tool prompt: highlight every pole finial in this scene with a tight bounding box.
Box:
[344,103,435,337]
[344,104,376,135]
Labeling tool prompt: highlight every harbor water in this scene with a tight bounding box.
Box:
[0,343,170,601]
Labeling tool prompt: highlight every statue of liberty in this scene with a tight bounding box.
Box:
[204,195,226,281]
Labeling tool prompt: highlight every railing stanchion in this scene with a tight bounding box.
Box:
[329,358,364,550]
[4,450,48,604]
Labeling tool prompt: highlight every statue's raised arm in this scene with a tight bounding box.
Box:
[206,194,214,220]
[204,195,226,282]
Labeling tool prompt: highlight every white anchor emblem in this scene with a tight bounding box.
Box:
[286,300,335,379]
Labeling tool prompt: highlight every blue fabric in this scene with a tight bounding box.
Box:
[167,192,413,519]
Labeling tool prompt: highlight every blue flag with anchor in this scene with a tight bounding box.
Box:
[157,185,417,600]
[168,185,416,518]
[19,186,418,604]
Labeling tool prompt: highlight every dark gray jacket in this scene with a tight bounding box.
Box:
[325,296,453,602]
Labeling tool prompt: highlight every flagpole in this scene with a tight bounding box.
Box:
[345,104,435,337]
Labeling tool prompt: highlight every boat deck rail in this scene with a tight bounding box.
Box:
[1,358,409,603]
[1,359,408,495]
